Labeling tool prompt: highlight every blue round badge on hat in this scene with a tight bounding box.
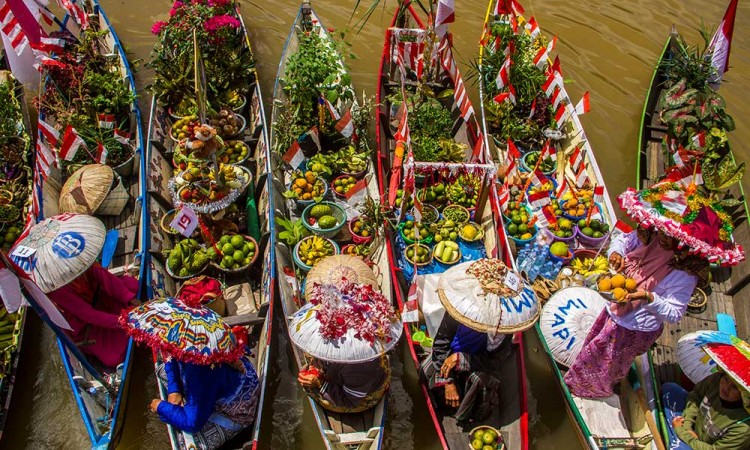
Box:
[52,232,86,259]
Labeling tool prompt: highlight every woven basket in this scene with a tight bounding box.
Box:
[305,254,379,299]
[437,289,539,334]
[59,164,129,216]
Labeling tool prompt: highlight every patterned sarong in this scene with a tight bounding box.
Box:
[563,310,662,398]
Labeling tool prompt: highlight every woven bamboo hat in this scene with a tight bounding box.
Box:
[436,259,539,334]
[305,254,379,299]
[59,164,129,216]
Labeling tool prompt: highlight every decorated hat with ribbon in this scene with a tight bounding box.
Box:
[176,275,223,308]
[618,181,744,266]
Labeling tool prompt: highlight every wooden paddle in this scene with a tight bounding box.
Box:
[627,368,667,450]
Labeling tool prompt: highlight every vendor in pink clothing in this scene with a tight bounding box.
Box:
[564,182,744,399]
[47,262,140,368]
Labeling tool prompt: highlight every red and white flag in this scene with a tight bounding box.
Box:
[36,140,53,179]
[505,158,519,180]
[533,205,557,229]
[394,103,410,146]
[493,92,510,104]
[548,56,562,77]
[507,84,517,105]
[346,178,368,207]
[97,113,116,129]
[533,35,557,69]
[38,118,59,147]
[434,0,455,37]
[307,126,321,152]
[30,36,65,54]
[527,97,537,119]
[529,170,549,189]
[593,185,605,204]
[495,56,511,90]
[59,125,86,161]
[525,16,540,39]
[321,96,340,121]
[113,128,130,144]
[660,189,688,215]
[550,86,564,110]
[672,146,692,167]
[528,190,551,208]
[282,140,304,169]
[497,183,510,210]
[495,0,524,17]
[665,164,703,187]
[33,55,65,71]
[573,91,590,115]
[96,142,108,165]
[556,178,570,199]
[402,280,420,323]
[707,0,738,84]
[690,131,706,149]
[56,0,88,29]
[554,103,570,128]
[335,110,354,138]
[614,219,634,234]
[569,146,584,173]
[507,138,521,160]
[574,164,589,188]
[542,70,563,97]
[503,40,515,57]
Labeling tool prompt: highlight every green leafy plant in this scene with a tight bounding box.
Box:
[660,28,717,91]
[702,154,746,193]
[275,217,310,246]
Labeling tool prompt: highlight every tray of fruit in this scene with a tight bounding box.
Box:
[400,219,433,244]
[207,109,245,138]
[458,222,484,243]
[405,243,432,267]
[569,252,609,277]
[302,202,347,238]
[469,426,505,450]
[575,218,610,246]
[211,234,258,273]
[331,175,357,198]
[430,218,460,243]
[597,273,637,303]
[442,204,471,225]
[447,174,481,209]
[418,182,448,209]
[170,165,247,213]
[522,150,555,175]
[218,140,250,165]
[293,235,339,272]
[411,204,439,225]
[434,240,461,265]
[166,238,210,279]
[505,220,537,245]
[349,216,374,244]
[342,242,372,259]
[285,171,328,207]
[170,115,200,142]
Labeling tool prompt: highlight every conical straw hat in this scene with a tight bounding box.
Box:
[305,254,379,299]
[59,164,115,215]
[11,213,106,293]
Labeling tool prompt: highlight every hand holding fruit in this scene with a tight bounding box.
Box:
[626,289,653,304]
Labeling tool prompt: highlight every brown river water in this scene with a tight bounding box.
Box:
[2,0,749,449]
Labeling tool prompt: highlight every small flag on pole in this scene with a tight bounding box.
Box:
[96,142,108,165]
[495,56,511,90]
[593,185,605,204]
[402,281,420,323]
[58,125,86,161]
[97,113,116,129]
[707,0,738,84]
[38,118,59,147]
[346,178,368,207]
[525,17,540,39]
[335,110,354,138]
[113,128,130,144]
[573,91,590,115]
[282,140,304,169]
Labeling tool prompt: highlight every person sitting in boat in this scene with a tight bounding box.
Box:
[421,312,511,422]
[662,371,750,450]
[564,183,744,399]
[47,262,140,368]
[123,277,259,450]
[298,355,391,413]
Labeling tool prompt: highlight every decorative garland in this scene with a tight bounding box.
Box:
[639,182,734,241]
[307,280,397,344]
[618,188,744,266]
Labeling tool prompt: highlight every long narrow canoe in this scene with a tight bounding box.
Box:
[271,3,388,449]
[145,2,276,449]
[0,53,30,443]
[477,2,659,449]
[375,3,530,449]
[32,1,147,448]
[637,27,750,445]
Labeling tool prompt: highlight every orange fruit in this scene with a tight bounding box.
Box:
[611,274,626,289]
[295,178,308,189]
[598,278,612,292]
[613,287,627,301]
[624,278,637,292]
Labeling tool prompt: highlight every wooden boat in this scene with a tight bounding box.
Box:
[375,3,530,449]
[477,2,661,449]
[30,1,146,448]
[144,1,276,449]
[0,52,31,442]
[638,26,750,444]
[270,3,389,449]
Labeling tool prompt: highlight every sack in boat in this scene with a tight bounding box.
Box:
[59,164,129,216]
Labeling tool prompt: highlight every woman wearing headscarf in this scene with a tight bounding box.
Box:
[123,276,260,450]
[564,183,743,399]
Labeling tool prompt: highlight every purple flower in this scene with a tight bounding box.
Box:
[151,20,168,35]
[204,14,240,33]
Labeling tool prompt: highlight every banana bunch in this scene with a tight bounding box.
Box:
[570,255,609,276]
[0,307,20,376]
[297,236,335,267]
